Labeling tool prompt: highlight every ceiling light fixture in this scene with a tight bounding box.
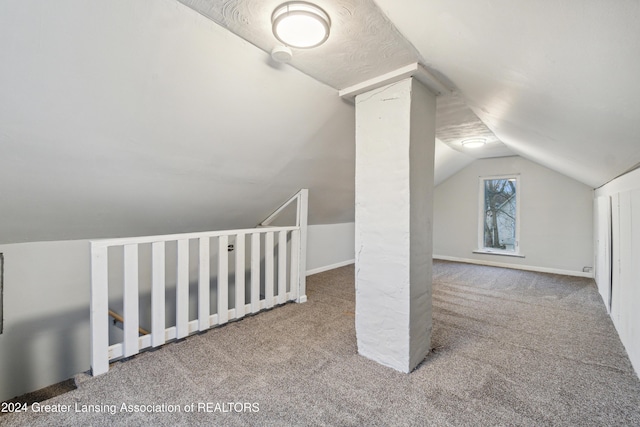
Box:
[272,2,331,49]
[461,138,486,148]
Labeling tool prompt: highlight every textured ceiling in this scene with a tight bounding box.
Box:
[181,0,640,185]
[176,0,421,89]
[436,93,513,159]
[177,0,512,160]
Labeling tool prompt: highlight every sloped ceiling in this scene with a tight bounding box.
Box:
[179,0,640,187]
[177,0,419,89]
[178,0,514,159]
[0,0,354,243]
[375,0,640,188]
[2,0,639,244]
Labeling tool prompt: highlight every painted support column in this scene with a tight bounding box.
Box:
[355,77,436,373]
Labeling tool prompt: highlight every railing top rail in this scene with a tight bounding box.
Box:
[90,225,299,249]
[260,189,307,227]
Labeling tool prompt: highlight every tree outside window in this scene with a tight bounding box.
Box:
[480,177,518,253]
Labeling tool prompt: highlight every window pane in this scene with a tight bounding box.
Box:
[483,178,516,251]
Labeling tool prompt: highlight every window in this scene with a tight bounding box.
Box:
[478,175,520,255]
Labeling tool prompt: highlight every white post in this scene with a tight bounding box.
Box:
[289,230,300,301]
[297,189,309,303]
[90,244,109,376]
[355,78,435,373]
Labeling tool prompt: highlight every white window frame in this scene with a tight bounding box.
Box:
[475,174,523,257]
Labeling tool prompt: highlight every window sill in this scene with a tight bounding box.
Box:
[473,250,525,258]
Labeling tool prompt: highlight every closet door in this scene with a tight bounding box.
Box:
[610,191,632,330]
[594,196,612,312]
[610,193,620,324]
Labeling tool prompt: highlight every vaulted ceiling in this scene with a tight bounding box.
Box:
[1,0,639,244]
[377,0,640,187]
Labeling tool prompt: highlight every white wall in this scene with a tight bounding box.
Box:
[594,167,640,377]
[0,0,356,245]
[0,240,91,402]
[305,223,355,275]
[434,156,594,276]
[0,223,355,401]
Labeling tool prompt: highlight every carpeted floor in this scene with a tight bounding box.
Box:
[2,260,639,426]
[0,379,76,411]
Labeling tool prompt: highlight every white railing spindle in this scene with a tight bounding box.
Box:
[251,233,261,313]
[151,241,165,347]
[235,233,245,318]
[265,232,274,309]
[278,230,287,304]
[176,239,189,339]
[218,235,229,325]
[123,244,139,358]
[198,237,210,331]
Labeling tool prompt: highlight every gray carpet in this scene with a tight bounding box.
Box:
[2,260,640,426]
[0,379,76,410]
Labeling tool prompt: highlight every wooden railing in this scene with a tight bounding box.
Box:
[108,309,150,336]
[90,190,308,376]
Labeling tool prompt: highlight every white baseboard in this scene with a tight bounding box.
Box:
[306,259,355,276]
[433,254,593,278]
[304,256,593,279]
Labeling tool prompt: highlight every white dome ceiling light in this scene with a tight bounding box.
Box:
[272,2,331,49]
[461,138,487,149]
